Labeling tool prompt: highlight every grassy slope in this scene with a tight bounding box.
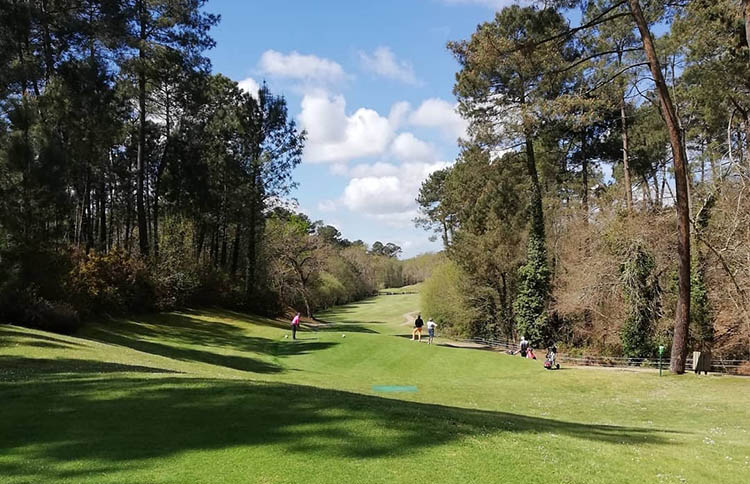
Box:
[1,288,748,483]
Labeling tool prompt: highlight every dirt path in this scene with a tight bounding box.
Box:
[400,311,419,326]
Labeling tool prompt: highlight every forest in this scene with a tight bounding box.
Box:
[418,0,750,370]
[0,1,435,334]
[2,1,750,374]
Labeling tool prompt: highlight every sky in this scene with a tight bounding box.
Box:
[203,0,524,258]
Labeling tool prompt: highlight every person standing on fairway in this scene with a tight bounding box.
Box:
[412,314,424,341]
[291,312,300,340]
[519,335,529,357]
[426,318,437,344]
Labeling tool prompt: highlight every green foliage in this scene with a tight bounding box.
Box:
[68,250,155,316]
[420,260,479,337]
[619,242,661,358]
[513,231,551,347]
[690,260,714,350]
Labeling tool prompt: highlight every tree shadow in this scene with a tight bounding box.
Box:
[0,375,680,481]
[310,319,378,334]
[0,356,182,380]
[78,313,338,374]
[0,325,82,349]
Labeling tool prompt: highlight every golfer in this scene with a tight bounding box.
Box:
[519,335,529,357]
[426,318,437,344]
[291,312,300,340]
[412,314,424,341]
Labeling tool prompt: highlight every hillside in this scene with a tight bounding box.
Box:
[1,290,749,483]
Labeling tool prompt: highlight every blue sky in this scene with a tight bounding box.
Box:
[205,0,517,258]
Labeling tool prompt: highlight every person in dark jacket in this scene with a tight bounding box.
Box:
[412,314,424,341]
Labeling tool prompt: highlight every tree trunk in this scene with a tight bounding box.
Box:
[581,131,589,221]
[220,223,228,268]
[744,0,750,52]
[195,222,206,261]
[40,0,54,83]
[520,87,545,237]
[136,5,149,257]
[245,201,257,298]
[230,224,242,276]
[301,289,312,319]
[641,175,653,209]
[83,168,93,252]
[245,164,261,299]
[98,178,107,251]
[621,92,633,213]
[629,0,691,374]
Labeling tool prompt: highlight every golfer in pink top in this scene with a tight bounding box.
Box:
[291,313,300,340]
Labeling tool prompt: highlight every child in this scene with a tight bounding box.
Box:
[426,318,437,345]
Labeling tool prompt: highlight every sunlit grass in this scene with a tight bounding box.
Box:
[1,290,749,483]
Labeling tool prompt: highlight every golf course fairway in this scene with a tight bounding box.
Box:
[1,289,749,483]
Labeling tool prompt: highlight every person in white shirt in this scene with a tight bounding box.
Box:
[426,318,437,345]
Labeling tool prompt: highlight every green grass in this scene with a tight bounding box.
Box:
[1,289,749,483]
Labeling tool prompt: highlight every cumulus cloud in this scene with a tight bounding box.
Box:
[298,92,394,163]
[409,98,468,141]
[359,46,421,85]
[341,161,450,224]
[391,133,436,162]
[388,101,412,131]
[259,50,347,83]
[237,77,260,98]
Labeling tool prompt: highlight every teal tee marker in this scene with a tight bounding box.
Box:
[372,385,418,393]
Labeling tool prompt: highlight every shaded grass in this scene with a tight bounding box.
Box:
[1,290,749,483]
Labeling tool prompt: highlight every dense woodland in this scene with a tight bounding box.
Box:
[2,1,749,374]
[0,0,433,333]
[418,0,750,369]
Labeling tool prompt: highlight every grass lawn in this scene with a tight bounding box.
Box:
[1,288,749,483]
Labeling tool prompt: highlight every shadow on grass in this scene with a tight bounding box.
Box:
[0,375,679,481]
[74,311,340,374]
[0,356,182,379]
[311,319,378,334]
[0,325,82,349]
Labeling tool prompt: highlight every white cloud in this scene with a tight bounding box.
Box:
[237,77,260,99]
[317,199,338,212]
[341,161,450,222]
[409,98,468,141]
[391,133,436,162]
[348,162,400,178]
[359,46,421,85]
[441,0,528,10]
[388,101,412,131]
[298,92,394,163]
[259,50,347,83]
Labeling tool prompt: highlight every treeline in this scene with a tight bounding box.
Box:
[418,1,750,369]
[0,1,427,332]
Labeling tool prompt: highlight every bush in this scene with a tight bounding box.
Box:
[420,260,479,337]
[23,296,81,334]
[67,250,155,316]
[619,241,661,358]
[513,231,550,347]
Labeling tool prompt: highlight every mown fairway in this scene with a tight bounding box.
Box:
[1,289,749,483]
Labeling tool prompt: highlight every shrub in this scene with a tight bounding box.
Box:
[23,296,81,334]
[619,241,661,358]
[420,260,479,337]
[67,250,155,316]
[513,231,550,347]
